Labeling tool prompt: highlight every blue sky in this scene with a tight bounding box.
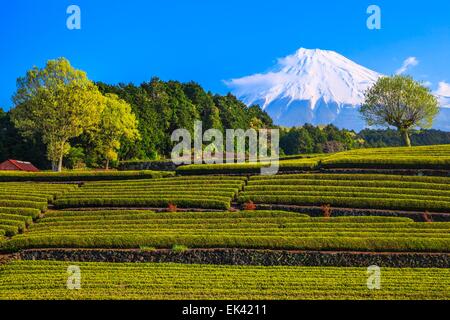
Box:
[1,0,449,109]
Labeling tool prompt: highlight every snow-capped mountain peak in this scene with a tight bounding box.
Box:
[226,48,382,129]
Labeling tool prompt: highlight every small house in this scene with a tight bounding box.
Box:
[0,159,39,172]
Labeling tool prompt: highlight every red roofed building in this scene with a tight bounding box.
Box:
[0,159,39,172]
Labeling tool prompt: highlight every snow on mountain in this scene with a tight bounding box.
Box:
[226,48,449,131]
[226,48,381,130]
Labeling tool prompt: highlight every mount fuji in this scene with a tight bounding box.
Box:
[227,48,450,131]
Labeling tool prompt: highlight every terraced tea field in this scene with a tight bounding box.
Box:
[0,182,76,210]
[1,261,449,300]
[1,162,449,300]
[176,144,450,174]
[176,158,321,175]
[54,176,246,210]
[0,183,76,238]
[0,170,172,182]
[2,210,450,252]
[321,144,450,169]
[239,174,450,212]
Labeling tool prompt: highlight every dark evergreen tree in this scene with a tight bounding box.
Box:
[0,109,48,168]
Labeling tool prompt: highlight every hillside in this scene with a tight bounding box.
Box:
[0,144,450,300]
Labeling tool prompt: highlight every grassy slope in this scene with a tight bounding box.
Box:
[177,144,450,173]
[1,261,449,300]
[4,212,450,252]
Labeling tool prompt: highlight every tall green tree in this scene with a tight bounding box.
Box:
[11,58,105,171]
[280,127,314,154]
[360,75,439,147]
[91,94,140,169]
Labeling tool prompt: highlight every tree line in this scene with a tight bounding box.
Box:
[0,59,447,170]
[8,58,140,171]
[280,125,450,155]
[95,78,273,161]
[0,58,273,170]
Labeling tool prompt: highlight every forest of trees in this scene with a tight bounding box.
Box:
[3,101,449,169]
[1,60,449,170]
[0,77,273,169]
[280,124,362,154]
[359,128,450,147]
[95,78,274,162]
[280,124,450,155]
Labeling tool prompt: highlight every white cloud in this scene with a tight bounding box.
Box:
[395,57,419,75]
[422,81,432,88]
[434,81,450,108]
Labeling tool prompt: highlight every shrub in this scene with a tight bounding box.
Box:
[167,203,177,212]
[0,214,32,226]
[243,201,257,211]
[54,198,230,210]
[4,233,450,253]
[139,246,157,252]
[238,195,450,213]
[249,173,450,184]
[0,208,41,219]
[246,179,450,190]
[320,146,450,170]
[0,200,47,211]
[423,211,433,223]
[0,170,173,182]
[0,224,19,237]
[321,205,332,220]
[3,261,450,300]
[177,163,269,175]
[53,176,245,210]
[172,244,189,253]
[2,210,449,253]
[176,160,319,175]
